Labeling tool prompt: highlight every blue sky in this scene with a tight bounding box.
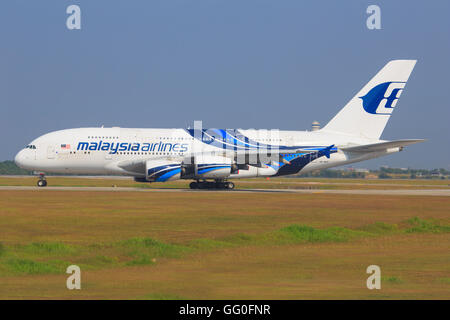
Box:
[1,1,449,169]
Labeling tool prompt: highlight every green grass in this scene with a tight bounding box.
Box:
[189,225,368,249]
[119,237,190,258]
[77,255,119,269]
[116,237,192,266]
[189,238,235,250]
[382,276,403,284]
[274,224,367,243]
[21,242,77,255]
[5,258,67,275]
[359,222,399,234]
[0,242,79,275]
[405,217,450,234]
[0,218,448,276]
[438,277,450,284]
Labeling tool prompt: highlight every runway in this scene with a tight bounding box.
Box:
[1,186,449,196]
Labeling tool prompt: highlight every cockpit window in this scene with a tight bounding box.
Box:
[25,145,36,149]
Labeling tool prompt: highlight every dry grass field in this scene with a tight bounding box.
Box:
[0,177,449,299]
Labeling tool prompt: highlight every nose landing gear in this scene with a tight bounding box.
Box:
[36,173,47,187]
[189,180,235,190]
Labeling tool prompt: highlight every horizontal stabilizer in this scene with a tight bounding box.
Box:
[340,139,425,153]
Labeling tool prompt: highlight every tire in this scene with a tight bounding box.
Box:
[215,182,224,189]
[37,180,47,187]
[189,182,198,189]
[227,182,235,189]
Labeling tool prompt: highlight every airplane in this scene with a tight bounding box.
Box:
[14,60,424,189]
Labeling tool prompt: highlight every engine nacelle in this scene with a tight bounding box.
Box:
[145,160,181,182]
[181,155,235,179]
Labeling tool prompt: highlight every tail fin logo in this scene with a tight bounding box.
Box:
[360,82,405,115]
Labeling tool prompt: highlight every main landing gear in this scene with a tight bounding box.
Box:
[36,173,47,187]
[189,180,235,190]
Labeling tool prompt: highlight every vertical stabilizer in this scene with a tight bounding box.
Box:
[322,60,417,140]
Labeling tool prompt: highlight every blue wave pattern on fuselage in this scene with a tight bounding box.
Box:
[185,128,323,151]
[274,145,337,176]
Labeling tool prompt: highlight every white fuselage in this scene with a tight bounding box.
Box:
[14,127,399,179]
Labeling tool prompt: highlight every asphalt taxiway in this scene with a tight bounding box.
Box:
[0,186,449,196]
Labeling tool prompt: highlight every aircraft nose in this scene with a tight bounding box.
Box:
[14,149,28,168]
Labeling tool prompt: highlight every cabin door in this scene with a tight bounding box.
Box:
[47,145,56,159]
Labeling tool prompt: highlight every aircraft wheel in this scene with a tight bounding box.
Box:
[215,182,225,189]
[189,182,198,189]
[198,182,206,189]
[37,180,47,187]
[226,182,235,189]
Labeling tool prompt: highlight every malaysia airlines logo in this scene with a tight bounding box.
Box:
[77,141,189,154]
[360,81,406,115]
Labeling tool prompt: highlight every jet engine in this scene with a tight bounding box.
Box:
[145,160,181,182]
[181,155,237,179]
